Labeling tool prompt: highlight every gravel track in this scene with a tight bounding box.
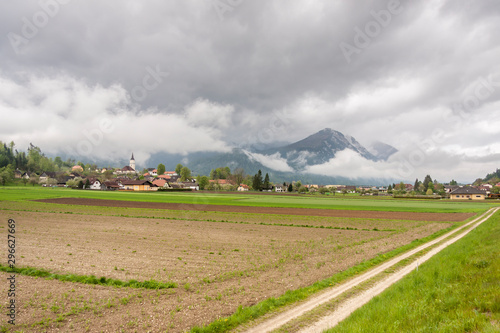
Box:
[242,208,498,333]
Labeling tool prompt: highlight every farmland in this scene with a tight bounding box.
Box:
[0,187,496,332]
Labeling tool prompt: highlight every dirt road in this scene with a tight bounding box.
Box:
[242,208,498,333]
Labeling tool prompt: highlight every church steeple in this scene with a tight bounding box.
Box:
[130,153,136,171]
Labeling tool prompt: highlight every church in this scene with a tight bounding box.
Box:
[114,153,137,175]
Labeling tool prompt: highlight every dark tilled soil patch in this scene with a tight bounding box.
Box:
[35,197,474,222]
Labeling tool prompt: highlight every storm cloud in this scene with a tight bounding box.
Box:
[1,0,499,182]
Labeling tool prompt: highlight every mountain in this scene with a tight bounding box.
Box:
[262,128,379,170]
[182,128,398,184]
[367,141,399,161]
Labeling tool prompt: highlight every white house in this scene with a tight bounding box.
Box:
[89,179,102,190]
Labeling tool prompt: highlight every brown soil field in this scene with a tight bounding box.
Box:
[0,204,453,333]
[36,197,474,222]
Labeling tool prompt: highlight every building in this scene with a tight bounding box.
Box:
[120,180,154,191]
[181,182,199,190]
[129,153,136,171]
[450,187,486,200]
[237,184,249,191]
[152,179,168,188]
[102,181,120,191]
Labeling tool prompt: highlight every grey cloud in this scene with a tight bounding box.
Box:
[1,0,499,181]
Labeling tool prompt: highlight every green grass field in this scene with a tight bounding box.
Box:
[0,186,497,213]
[327,210,500,333]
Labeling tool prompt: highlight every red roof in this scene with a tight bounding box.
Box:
[153,179,167,187]
[209,179,234,185]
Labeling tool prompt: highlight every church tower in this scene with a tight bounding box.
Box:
[130,153,136,171]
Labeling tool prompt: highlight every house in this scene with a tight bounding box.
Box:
[102,181,120,191]
[337,185,356,193]
[444,185,460,194]
[72,165,84,172]
[21,172,35,179]
[275,184,287,192]
[209,179,235,186]
[152,179,167,188]
[150,169,158,176]
[15,169,23,179]
[120,180,154,191]
[88,179,102,190]
[237,184,249,191]
[450,187,486,200]
[39,172,57,182]
[59,175,74,186]
[115,165,137,175]
[182,182,199,191]
[477,186,492,194]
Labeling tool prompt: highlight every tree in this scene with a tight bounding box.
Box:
[29,176,39,186]
[84,179,90,189]
[54,156,63,169]
[298,186,308,193]
[180,166,192,181]
[197,175,209,190]
[175,163,183,175]
[288,183,293,192]
[103,170,114,180]
[157,163,166,176]
[232,168,245,186]
[426,188,433,195]
[450,179,458,186]
[399,181,406,193]
[423,175,433,192]
[295,181,302,191]
[319,187,329,195]
[414,178,420,193]
[329,186,337,195]
[252,170,263,191]
[0,165,14,185]
[263,173,270,190]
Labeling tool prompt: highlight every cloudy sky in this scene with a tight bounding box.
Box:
[1,0,499,182]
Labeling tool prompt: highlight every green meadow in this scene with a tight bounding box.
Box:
[0,186,497,213]
[327,210,500,333]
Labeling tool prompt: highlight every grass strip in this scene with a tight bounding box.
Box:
[327,211,500,332]
[0,265,177,289]
[189,220,467,333]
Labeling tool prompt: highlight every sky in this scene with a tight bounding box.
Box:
[1,0,499,183]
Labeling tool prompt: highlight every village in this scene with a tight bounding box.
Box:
[11,152,500,200]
